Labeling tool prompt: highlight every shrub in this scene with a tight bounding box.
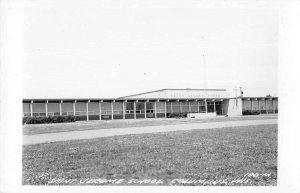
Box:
[242,110,260,115]
[23,115,76,125]
[167,113,187,118]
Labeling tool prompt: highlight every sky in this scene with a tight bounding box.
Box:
[23,2,278,98]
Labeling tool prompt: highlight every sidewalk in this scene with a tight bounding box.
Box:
[23,119,277,145]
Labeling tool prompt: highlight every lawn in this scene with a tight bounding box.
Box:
[23,124,277,186]
[23,115,277,135]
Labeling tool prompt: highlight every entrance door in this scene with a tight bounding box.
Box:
[215,101,223,115]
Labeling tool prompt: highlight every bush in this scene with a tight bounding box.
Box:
[23,115,76,125]
[167,113,187,118]
[242,110,260,115]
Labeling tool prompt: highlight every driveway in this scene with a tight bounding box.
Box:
[23,118,277,145]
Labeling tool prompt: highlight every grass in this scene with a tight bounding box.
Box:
[23,115,277,135]
[23,124,277,186]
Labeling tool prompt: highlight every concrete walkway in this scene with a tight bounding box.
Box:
[23,119,277,145]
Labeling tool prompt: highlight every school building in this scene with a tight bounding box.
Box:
[22,88,278,121]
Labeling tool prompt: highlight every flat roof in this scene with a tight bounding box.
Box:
[22,88,278,102]
[118,88,227,99]
[242,97,278,100]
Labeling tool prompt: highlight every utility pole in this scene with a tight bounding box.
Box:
[203,53,208,113]
[234,87,239,107]
[200,36,208,114]
[239,87,243,97]
[234,87,237,98]
[233,86,242,107]
[203,53,207,91]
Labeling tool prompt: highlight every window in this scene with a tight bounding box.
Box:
[125,102,134,114]
[207,102,215,113]
[146,102,154,113]
[198,101,206,113]
[136,102,145,114]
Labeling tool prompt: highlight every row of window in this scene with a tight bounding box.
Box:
[23,106,218,117]
[23,110,162,117]
[242,100,278,111]
[23,101,223,117]
[24,102,218,112]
